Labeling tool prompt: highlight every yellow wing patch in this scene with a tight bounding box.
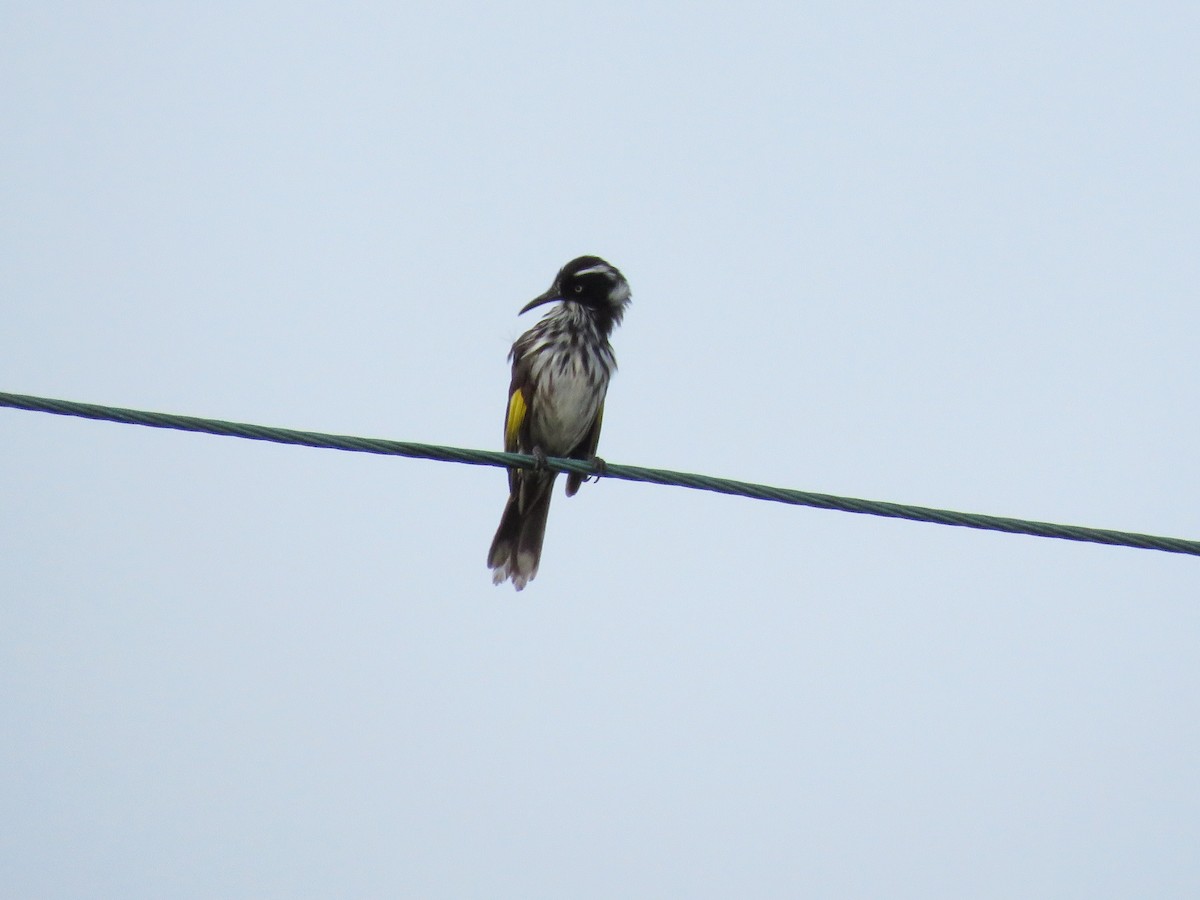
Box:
[505,388,527,452]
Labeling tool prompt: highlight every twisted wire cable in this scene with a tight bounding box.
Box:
[2,390,1197,558]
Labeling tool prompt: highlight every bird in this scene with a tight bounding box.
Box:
[488,256,631,590]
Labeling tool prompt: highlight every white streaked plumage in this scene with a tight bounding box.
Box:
[488,255,631,591]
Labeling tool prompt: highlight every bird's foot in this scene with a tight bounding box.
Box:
[530,446,548,471]
[587,455,608,483]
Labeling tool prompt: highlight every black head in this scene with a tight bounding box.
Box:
[520,256,631,330]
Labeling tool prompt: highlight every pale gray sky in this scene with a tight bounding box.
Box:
[3,2,1198,897]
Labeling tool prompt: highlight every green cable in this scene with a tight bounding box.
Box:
[2,390,1197,558]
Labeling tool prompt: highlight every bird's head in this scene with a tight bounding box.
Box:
[520,256,631,331]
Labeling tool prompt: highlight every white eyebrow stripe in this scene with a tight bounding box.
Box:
[573,265,613,277]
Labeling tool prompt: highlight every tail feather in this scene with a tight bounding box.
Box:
[488,475,554,590]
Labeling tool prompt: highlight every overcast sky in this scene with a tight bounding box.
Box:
[3,2,1198,897]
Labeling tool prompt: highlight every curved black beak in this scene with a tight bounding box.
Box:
[519,287,560,315]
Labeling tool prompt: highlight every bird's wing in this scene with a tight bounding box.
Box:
[503,356,535,492]
[504,384,527,454]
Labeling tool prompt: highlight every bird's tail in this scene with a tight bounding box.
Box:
[488,475,554,591]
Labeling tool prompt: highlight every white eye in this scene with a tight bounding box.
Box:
[574,284,584,293]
